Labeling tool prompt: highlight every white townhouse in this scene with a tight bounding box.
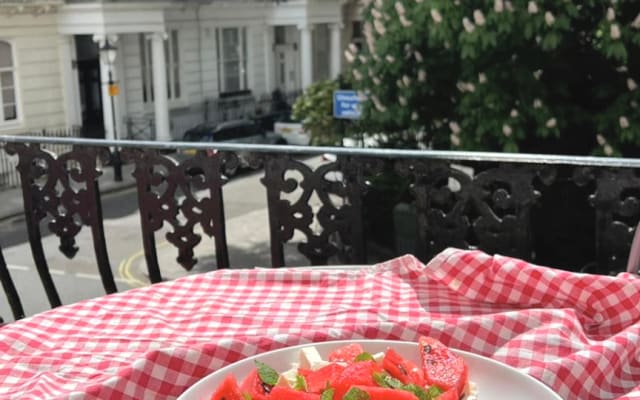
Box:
[0,0,362,141]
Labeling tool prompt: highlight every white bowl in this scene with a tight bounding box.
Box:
[178,339,562,400]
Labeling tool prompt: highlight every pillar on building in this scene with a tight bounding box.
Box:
[263,25,274,95]
[148,32,171,142]
[298,23,314,89]
[329,22,343,79]
[94,34,119,142]
[58,35,82,128]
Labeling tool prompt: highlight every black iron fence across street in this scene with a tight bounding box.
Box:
[0,127,80,190]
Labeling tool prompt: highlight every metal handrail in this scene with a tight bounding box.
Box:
[2,135,640,168]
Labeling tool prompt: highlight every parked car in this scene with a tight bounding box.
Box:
[182,119,286,147]
[180,118,286,152]
[273,114,311,146]
[175,119,287,172]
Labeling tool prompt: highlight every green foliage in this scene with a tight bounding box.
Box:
[292,79,344,146]
[348,0,640,155]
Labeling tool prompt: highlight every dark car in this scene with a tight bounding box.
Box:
[178,119,287,169]
[182,119,286,147]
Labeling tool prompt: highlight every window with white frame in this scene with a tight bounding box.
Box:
[139,30,181,103]
[0,40,18,123]
[216,27,248,94]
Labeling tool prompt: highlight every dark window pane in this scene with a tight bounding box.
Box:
[0,41,12,69]
[275,26,286,45]
[172,30,180,97]
[223,28,239,61]
[225,76,240,92]
[166,67,172,98]
[0,71,14,87]
[3,105,16,120]
[352,21,363,39]
[164,39,171,98]
[242,27,247,89]
[2,88,15,103]
[172,30,179,64]
[224,60,240,75]
[139,34,148,102]
[174,66,180,98]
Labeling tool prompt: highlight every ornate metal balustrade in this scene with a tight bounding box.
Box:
[1,135,639,321]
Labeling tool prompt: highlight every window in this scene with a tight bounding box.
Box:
[139,30,181,103]
[216,27,248,94]
[352,21,364,51]
[0,40,18,123]
[274,26,286,45]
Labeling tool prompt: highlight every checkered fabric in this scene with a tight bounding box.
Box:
[1,248,639,400]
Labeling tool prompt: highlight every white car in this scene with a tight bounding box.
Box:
[273,118,311,146]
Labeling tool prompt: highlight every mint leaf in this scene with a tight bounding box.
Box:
[294,374,307,391]
[242,394,252,400]
[320,388,335,400]
[372,371,402,389]
[255,361,279,386]
[354,352,375,362]
[343,387,370,400]
[425,385,444,398]
[401,383,443,400]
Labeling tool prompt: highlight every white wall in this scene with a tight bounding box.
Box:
[112,1,345,138]
[0,13,67,134]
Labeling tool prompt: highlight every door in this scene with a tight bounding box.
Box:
[274,44,298,93]
[75,35,105,139]
[76,59,104,138]
[273,26,299,93]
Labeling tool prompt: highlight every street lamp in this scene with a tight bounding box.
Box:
[99,38,122,182]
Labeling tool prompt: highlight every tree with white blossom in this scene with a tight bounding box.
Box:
[347,0,640,155]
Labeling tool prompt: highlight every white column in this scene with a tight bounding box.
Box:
[114,37,127,141]
[94,34,119,142]
[58,35,82,128]
[298,23,314,89]
[329,23,343,78]
[245,25,255,91]
[149,32,171,142]
[263,25,274,95]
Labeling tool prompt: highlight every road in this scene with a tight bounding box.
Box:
[0,157,326,320]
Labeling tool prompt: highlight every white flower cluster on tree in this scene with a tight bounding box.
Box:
[345,0,640,154]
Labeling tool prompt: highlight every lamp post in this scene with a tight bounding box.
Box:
[99,39,122,182]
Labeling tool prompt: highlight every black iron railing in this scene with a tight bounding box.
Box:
[0,135,639,321]
[0,127,80,189]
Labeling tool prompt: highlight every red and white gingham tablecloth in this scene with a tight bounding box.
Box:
[1,248,640,400]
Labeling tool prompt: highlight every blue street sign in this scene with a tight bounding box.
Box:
[333,90,361,119]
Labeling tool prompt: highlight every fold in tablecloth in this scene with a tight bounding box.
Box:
[1,248,639,400]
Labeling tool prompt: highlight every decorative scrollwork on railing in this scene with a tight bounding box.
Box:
[582,167,640,274]
[261,154,379,267]
[5,142,104,258]
[397,159,556,261]
[3,142,116,307]
[122,149,230,276]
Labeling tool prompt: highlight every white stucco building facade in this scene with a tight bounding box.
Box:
[0,0,362,140]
